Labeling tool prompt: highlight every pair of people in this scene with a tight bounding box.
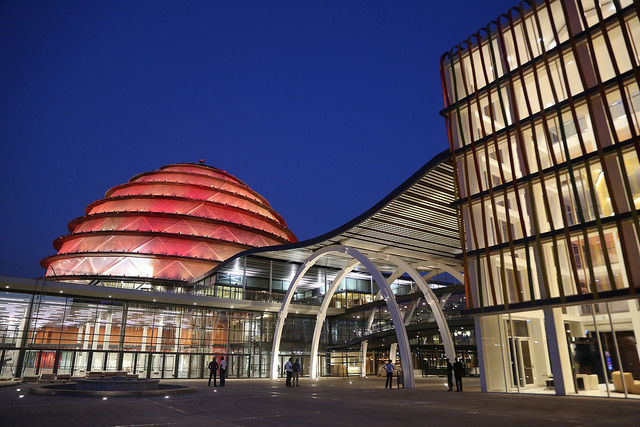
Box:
[284,357,301,387]
[208,355,226,387]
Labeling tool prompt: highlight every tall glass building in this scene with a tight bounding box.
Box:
[441,0,640,397]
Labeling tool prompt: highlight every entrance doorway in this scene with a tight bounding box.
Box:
[228,354,250,378]
[509,337,534,387]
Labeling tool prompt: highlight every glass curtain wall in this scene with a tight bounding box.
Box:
[478,298,640,398]
[443,0,640,399]
[444,0,640,310]
[0,292,288,379]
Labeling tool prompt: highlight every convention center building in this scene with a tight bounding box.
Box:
[1,0,639,399]
[1,156,470,390]
[441,0,640,397]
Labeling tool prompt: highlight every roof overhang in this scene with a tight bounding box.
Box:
[199,149,462,290]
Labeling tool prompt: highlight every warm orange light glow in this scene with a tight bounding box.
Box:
[41,163,297,283]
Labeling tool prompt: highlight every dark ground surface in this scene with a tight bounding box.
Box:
[1,376,639,427]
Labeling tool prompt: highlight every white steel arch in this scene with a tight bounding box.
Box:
[358,262,458,369]
[270,246,460,388]
[358,255,464,363]
[359,268,405,377]
[270,245,416,388]
[308,258,360,380]
[411,260,464,284]
[384,255,456,363]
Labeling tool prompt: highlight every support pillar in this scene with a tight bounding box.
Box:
[544,307,575,396]
[14,294,36,378]
[141,326,148,351]
[474,316,487,392]
[360,341,368,377]
[91,316,101,351]
[389,343,398,362]
[103,312,113,351]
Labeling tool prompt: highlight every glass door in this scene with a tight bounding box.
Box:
[91,352,106,372]
[122,353,135,374]
[508,337,520,387]
[73,351,89,377]
[105,352,119,371]
[277,356,285,378]
[229,354,250,378]
[136,353,149,378]
[163,354,175,378]
[251,352,265,378]
[21,350,39,376]
[0,349,18,379]
[150,354,162,378]
[58,351,73,375]
[189,354,202,378]
[177,354,190,378]
[39,351,56,374]
[201,355,210,379]
[519,339,534,385]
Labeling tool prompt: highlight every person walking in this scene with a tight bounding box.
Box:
[384,359,394,389]
[284,358,293,387]
[292,358,301,387]
[446,359,454,392]
[219,356,227,386]
[453,357,464,392]
[208,356,219,387]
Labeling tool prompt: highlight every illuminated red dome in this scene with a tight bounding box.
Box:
[40,163,297,283]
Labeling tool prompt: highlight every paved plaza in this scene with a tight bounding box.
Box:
[1,376,639,426]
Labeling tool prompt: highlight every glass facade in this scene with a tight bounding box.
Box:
[442,0,640,397]
[0,290,331,380]
[478,300,640,398]
[0,266,468,382]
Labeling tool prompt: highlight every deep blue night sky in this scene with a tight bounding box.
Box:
[1,0,519,277]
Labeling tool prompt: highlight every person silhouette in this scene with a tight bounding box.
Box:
[453,357,464,392]
[219,356,227,386]
[384,359,394,389]
[293,358,301,386]
[446,359,454,392]
[208,356,219,387]
[285,358,293,387]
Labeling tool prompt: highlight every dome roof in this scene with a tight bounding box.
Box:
[40,163,297,283]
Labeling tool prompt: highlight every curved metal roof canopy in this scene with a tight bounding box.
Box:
[195,149,461,290]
